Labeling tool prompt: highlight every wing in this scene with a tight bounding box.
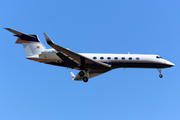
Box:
[43,33,111,70]
[73,69,111,80]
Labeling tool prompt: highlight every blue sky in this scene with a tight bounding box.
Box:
[0,0,180,120]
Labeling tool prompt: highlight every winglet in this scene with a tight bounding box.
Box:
[70,71,75,80]
[43,33,54,45]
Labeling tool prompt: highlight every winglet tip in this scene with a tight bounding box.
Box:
[43,33,54,45]
[4,28,11,31]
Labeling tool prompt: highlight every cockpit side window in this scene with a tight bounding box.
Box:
[156,56,163,59]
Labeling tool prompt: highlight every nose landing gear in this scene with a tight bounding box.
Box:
[157,69,163,78]
[159,74,163,78]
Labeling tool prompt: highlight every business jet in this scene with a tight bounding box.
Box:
[5,28,175,82]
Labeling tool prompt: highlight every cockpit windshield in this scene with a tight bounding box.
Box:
[156,56,163,59]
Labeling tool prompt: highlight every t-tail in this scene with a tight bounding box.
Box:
[5,28,46,57]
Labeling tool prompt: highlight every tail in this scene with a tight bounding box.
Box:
[5,28,46,57]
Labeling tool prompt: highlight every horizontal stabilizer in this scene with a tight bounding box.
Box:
[5,28,40,44]
[5,28,35,39]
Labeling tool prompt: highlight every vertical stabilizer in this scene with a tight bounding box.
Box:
[5,28,46,57]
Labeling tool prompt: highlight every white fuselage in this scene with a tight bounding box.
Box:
[27,49,174,69]
[5,28,175,81]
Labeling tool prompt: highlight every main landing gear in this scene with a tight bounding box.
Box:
[79,71,89,83]
[79,71,85,77]
[83,77,88,83]
[157,69,163,78]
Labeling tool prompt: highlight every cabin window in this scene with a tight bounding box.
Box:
[100,57,104,60]
[107,57,111,60]
[114,57,118,60]
[121,57,125,60]
[136,57,140,60]
[129,57,132,60]
[93,57,97,60]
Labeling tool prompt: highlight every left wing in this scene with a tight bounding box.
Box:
[43,33,111,70]
[73,69,111,81]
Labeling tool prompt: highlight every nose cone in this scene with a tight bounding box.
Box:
[166,61,175,67]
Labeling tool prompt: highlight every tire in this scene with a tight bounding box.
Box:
[79,71,84,77]
[159,74,163,78]
[83,77,88,82]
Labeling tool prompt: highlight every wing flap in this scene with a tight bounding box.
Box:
[56,52,79,68]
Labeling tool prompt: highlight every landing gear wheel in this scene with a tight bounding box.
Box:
[79,71,84,77]
[83,77,88,83]
[159,74,163,78]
